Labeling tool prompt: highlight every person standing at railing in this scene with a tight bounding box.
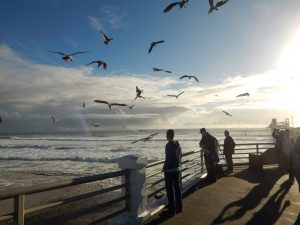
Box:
[224,130,236,173]
[199,128,218,183]
[282,129,295,183]
[162,129,182,216]
[272,128,284,167]
[292,136,300,193]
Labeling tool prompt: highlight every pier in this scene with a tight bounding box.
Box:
[0,142,299,225]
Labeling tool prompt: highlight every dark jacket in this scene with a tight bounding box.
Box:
[163,140,182,171]
[199,132,216,154]
[224,136,235,155]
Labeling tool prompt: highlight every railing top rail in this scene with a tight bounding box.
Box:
[0,169,128,200]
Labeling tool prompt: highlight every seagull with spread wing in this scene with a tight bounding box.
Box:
[94,100,128,110]
[128,105,135,110]
[134,86,145,100]
[91,122,101,127]
[131,133,159,144]
[208,0,218,14]
[222,110,232,117]
[236,92,250,97]
[49,51,89,62]
[86,60,108,70]
[163,0,189,13]
[167,91,185,99]
[153,67,172,73]
[179,75,199,82]
[100,31,113,45]
[51,115,58,124]
[148,40,165,54]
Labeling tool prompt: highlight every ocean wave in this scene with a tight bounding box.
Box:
[0,156,117,163]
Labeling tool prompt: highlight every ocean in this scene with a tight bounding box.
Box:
[0,128,273,189]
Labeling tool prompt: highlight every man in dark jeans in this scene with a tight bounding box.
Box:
[223,130,236,173]
[199,128,217,183]
[163,129,182,216]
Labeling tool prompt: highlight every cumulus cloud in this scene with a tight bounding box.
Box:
[87,16,104,31]
[0,44,298,133]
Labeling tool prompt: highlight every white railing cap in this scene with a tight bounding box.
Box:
[118,155,148,169]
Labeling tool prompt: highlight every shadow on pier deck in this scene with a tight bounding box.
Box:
[145,165,300,225]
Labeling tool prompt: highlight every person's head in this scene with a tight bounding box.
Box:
[284,129,290,137]
[294,136,300,154]
[200,128,207,136]
[224,130,229,137]
[166,129,174,141]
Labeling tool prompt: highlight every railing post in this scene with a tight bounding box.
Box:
[200,150,204,174]
[110,155,150,225]
[14,194,25,225]
[256,144,259,154]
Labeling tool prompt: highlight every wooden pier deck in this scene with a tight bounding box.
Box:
[145,165,300,225]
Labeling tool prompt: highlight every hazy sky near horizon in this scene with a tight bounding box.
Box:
[1,0,300,133]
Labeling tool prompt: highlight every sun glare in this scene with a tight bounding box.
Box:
[278,29,300,73]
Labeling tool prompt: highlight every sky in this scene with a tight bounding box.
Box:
[1,0,300,134]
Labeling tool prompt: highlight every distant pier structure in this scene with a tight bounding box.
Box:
[268,118,290,132]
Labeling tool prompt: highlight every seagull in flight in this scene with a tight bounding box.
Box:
[128,105,135,110]
[153,67,172,73]
[0,116,2,123]
[49,51,89,62]
[81,102,86,108]
[163,0,189,13]
[86,60,108,70]
[94,100,128,110]
[91,122,101,127]
[148,40,165,54]
[100,31,113,45]
[208,0,229,14]
[222,110,232,117]
[179,75,199,82]
[236,92,250,97]
[134,86,146,100]
[51,115,58,124]
[131,133,159,144]
[167,91,185,99]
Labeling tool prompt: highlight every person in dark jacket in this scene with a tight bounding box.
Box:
[223,130,236,172]
[199,128,217,183]
[163,129,182,215]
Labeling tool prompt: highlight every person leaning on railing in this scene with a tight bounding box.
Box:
[162,129,182,216]
[292,136,300,193]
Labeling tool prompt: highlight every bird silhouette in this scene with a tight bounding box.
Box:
[216,0,229,8]
[51,115,58,124]
[91,122,101,127]
[81,102,86,108]
[153,67,172,73]
[208,0,218,14]
[94,100,128,110]
[128,105,135,110]
[100,31,113,45]
[179,75,199,82]
[86,60,108,70]
[222,110,232,117]
[167,91,185,99]
[163,0,189,13]
[0,116,2,123]
[236,92,250,97]
[148,40,165,54]
[131,133,159,144]
[134,86,145,100]
[49,51,88,62]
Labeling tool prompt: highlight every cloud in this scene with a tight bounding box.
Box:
[102,6,127,29]
[87,16,104,31]
[0,44,298,133]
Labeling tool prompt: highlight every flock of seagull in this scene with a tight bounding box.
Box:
[1,0,250,144]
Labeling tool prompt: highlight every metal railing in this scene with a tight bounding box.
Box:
[145,142,274,200]
[0,169,129,225]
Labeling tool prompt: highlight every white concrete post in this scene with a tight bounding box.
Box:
[110,155,150,225]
